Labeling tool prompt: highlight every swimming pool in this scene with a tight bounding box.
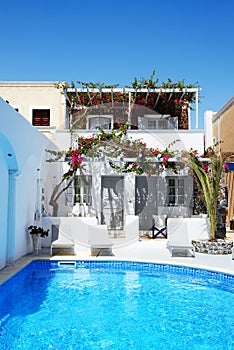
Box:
[0,260,233,350]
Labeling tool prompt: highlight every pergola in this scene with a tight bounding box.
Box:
[63,87,201,130]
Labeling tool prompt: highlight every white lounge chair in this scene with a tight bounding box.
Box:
[125,215,139,242]
[72,217,97,246]
[88,224,113,256]
[167,219,195,257]
[50,224,75,256]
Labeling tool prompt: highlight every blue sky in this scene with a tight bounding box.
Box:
[1,0,234,128]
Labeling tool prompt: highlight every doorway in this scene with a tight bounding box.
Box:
[101,176,124,229]
[135,176,157,230]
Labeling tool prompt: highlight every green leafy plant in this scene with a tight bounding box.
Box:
[185,146,228,240]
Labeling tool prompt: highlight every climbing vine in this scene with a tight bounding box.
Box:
[55,70,200,130]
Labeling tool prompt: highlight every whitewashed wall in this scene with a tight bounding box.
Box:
[0,143,8,269]
[42,127,206,222]
[204,110,215,149]
[61,128,205,154]
[0,98,53,268]
[129,130,205,154]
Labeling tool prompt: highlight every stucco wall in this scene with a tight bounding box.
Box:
[65,129,205,155]
[0,146,8,269]
[213,120,218,146]
[0,97,55,267]
[0,82,65,129]
[204,110,214,149]
[220,104,234,153]
[212,97,234,153]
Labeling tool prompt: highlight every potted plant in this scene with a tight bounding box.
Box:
[187,147,226,239]
[28,225,49,253]
[186,147,233,254]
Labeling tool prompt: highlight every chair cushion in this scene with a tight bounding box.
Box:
[153,215,166,227]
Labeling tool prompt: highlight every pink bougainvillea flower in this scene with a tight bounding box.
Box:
[162,155,170,162]
[71,149,82,168]
[203,164,208,173]
[205,151,212,157]
[224,163,229,171]
[150,148,160,156]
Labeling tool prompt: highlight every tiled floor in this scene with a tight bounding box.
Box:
[0,231,233,283]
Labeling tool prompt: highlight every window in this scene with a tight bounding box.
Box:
[32,109,50,126]
[148,119,168,129]
[167,177,185,206]
[147,120,156,129]
[138,115,177,130]
[74,175,92,205]
[87,116,112,130]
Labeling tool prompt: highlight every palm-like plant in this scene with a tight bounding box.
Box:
[186,147,228,240]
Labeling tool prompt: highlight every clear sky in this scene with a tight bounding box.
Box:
[1,0,234,128]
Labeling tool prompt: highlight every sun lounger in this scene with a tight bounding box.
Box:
[88,224,113,256]
[167,219,195,257]
[50,224,75,256]
[71,217,97,246]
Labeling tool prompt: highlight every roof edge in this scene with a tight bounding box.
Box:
[0,81,59,87]
[213,96,234,121]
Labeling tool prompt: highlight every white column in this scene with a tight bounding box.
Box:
[204,110,215,149]
[128,91,131,128]
[63,91,68,129]
[6,170,18,265]
[195,90,199,129]
[34,169,42,226]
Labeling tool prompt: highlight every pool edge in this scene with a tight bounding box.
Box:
[0,255,233,285]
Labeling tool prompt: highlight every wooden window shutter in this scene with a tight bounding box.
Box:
[32,109,50,126]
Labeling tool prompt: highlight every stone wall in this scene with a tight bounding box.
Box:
[192,239,233,255]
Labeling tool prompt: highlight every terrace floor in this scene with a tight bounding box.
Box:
[0,231,233,284]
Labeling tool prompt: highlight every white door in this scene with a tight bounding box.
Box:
[135,176,157,230]
[101,176,124,229]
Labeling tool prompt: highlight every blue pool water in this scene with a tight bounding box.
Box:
[0,260,233,350]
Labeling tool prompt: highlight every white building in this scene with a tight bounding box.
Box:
[0,81,205,266]
[42,85,204,231]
